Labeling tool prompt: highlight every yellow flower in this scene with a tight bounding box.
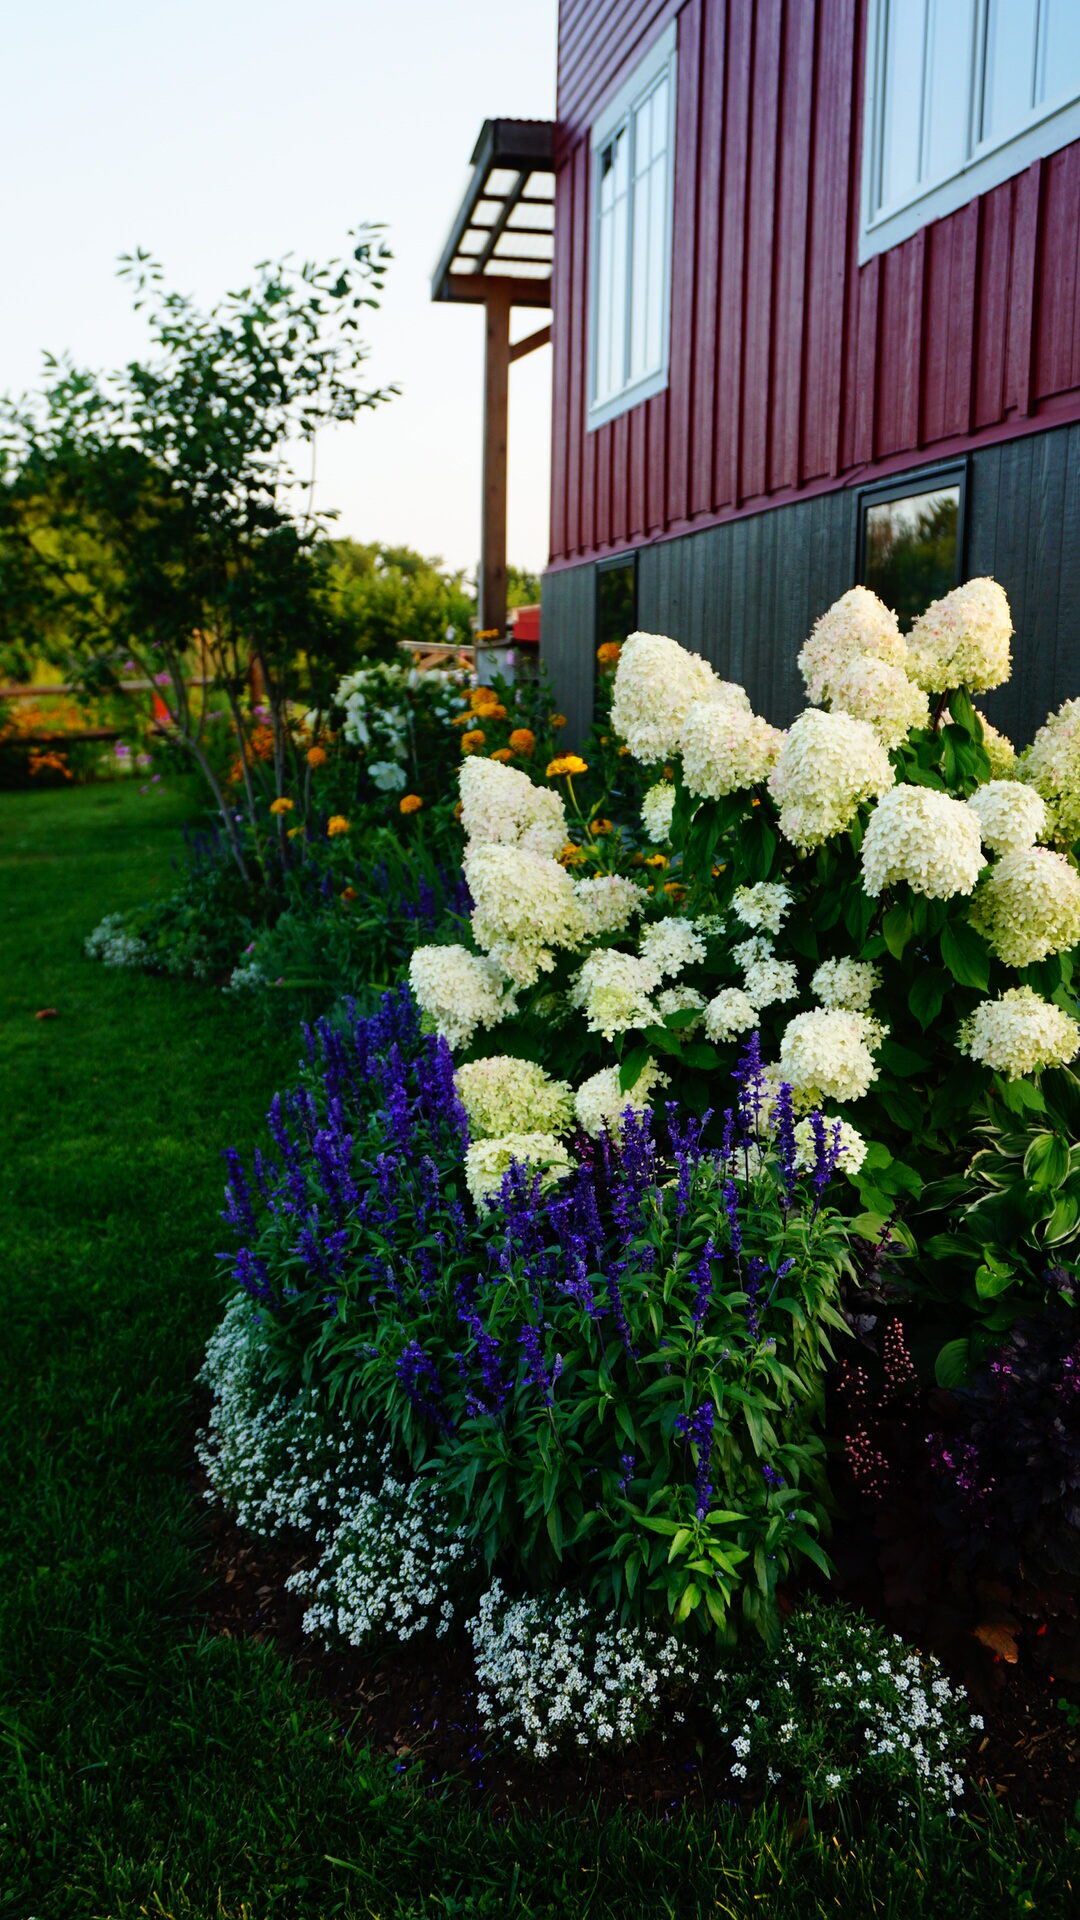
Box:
[306,745,328,769]
[558,841,586,866]
[470,687,499,713]
[509,727,535,755]
[475,628,501,641]
[663,882,687,901]
[597,641,621,666]
[589,817,613,837]
[644,853,668,869]
[451,712,473,727]
[461,729,486,753]
[618,744,631,756]
[551,713,568,728]
[327,815,350,837]
[399,793,424,814]
[546,754,588,778]
[287,826,303,839]
[490,748,514,763]
[453,800,464,820]
[341,885,358,902]
[269,796,294,815]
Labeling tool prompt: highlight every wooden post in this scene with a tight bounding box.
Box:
[481,283,512,639]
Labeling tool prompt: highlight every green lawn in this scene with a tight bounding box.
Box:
[0,779,1076,1919]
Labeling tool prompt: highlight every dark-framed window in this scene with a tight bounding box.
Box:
[855,460,967,630]
[595,551,638,722]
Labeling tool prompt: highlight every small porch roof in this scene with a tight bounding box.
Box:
[432,117,555,309]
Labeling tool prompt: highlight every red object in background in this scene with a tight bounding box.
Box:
[509,604,540,644]
[152,690,171,724]
[35,1009,59,1020]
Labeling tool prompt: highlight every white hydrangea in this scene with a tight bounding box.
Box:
[732,882,793,934]
[732,935,774,971]
[84,913,149,968]
[455,1056,575,1140]
[797,587,907,705]
[611,630,749,763]
[464,1133,575,1208]
[656,984,707,1032]
[793,1116,868,1177]
[466,843,587,987]
[769,710,894,850]
[779,1009,883,1104]
[965,780,1048,855]
[968,846,1080,967]
[470,1580,699,1761]
[860,786,986,899]
[828,655,930,748]
[638,916,707,978]
[287,1467,470,1650]
[570,947,661,1040]
[574,1056,670,1138]
[679,701,785,800]
[1021,697,1080,844]
[572,874,645,938]
[905,577,1013,695]
[958,986,1080,1079]
[703,987,760,1043]
[742,955,800,1009]
[978,713,1019,780]
[459,754,568,860]
[408,943,516,1051]
[810,957,881,1011]
[641,781,677,843]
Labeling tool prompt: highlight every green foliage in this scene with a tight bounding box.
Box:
[326,539,475,661]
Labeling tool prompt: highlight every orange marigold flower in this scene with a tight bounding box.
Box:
[470,687,499,712]
[644,852,668,869]
[558,841,586,866]
[618,744,631,756]
[489,748,514,763]
[287,826,303,839]
[589,817,613,837]
[453,800,464,820]
[475,628,501,641]
[451,712,473,727]
[327,814,350,837]
[596,641,621,665]
[341,885,359,902]
[269,796,294,815]
[663,882,687,901]
[509,727,535,755]
[461,729,486,753]
[551,713,568,728]
[399,793,424,813]
[306,745,328,769]
[546,754,588,778]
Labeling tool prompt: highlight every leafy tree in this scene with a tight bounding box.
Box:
[325,539,475,660]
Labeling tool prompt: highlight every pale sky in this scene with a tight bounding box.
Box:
[1,0,557,577]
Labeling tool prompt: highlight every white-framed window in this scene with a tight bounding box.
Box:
[861,0,1080,263]
[588,23,677,431]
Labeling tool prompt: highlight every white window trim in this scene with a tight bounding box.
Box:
[860,0,1080,265]
[587,22,677,432]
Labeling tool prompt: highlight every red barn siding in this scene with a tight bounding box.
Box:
[550,0,1080,567]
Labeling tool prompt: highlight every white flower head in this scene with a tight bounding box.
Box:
[368,759,408,792]
[570,947,661,1039]
[611,631,749,763]
[905,577,1013,695]
[656,985,707,1033]
[455,1056,575,1140]
[797,586,907,705]
[466,843,587,987]
[464,1134,575,1209]
[769,709,895,850]
[703,987,760,1043]
[638,916,707,979]
[1021,696,1080,844]
[572,874,645,939]
[641,781,677,843]
[459,754,568,859]
[574,1057,671,1138]
[793,1116,868,1177]
[965,780,1048,855]
[779,1008,884,1104]
[742,956,800,1009]
[811,957,881,1011]
[679,701,784,800]
[958,987,1080,1079]
[828,655,930,748]
[408,944,516,1051]
[732,882,793,935]
[977,713,1019,781]
[968,845,1080,967]
[860,786,986,899]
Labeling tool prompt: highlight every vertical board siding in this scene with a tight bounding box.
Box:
[550,0,1080,566]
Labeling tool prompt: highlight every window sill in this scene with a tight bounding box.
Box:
[587,364,669,433]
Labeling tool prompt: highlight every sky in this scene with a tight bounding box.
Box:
[1,0,557,577]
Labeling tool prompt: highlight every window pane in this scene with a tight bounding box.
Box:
[879,0,928,213]
[650,74,669,162]
[980,0,1038,145]
[1039,0,1080,108]
[924,0,975,182]
[597,560,637,651]
[863,486,960,630]
[595,130,629,402]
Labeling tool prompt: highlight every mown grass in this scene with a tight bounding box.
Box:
[0,779,1076,1919]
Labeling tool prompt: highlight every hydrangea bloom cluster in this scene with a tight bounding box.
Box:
[810,957,881,1010]
[732,882,793,934]
[779,1009,883,1105]
[464,1133,575,1209]
[703,987,760,1043]
[84,914,150,968]
[408,943,516,1051]
[828,654,930,748]
[638,916,707,977]
[979,713,1019,780]
[679,701,785,800]
[455,1055,575,1140]
[459,755,568,860]
[573,1057,670,1138]
[969,846,1080,966]
[793,1117,867,1177]
[742,954,800,1009]
[1021,696,1080,844]
[611,630,748,763]
[470,1580,698,1761]
[860,786,986,899]
[796,587,906,705]
[466,842,586,986]
[958,986,1080,1078]
[965,779,1048,855]
[905,577,1013,695]
[656,984,707,1030]
[569,947,661,1039]
[640,781,677,842]
[572,874,645,938]
[769,709,894,850]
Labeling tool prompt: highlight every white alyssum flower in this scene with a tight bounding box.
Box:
[1021,696,1080,844]
[732,882,793,935]
[958,986,1080,1079]
[860,786,986,899]
[742,955,800,1009]
[466,843,587,987]
[570,947,661,1039]
[455,1056,575,1140]
[703,987,760,1043]
[638,916,707,978]
[965,780,1048,855]
[464,1133,575,1208]
[810,957,881,1011]
[968,845,1080,967]
[905,577,1013,694]
[368,759,408,792]
[769,710,894,850]
[827,655,930,748]
[779,1009,883,1104]
[797,587,907,705]
[679,701,785,800]
[641,781,677,843]
[408,943,516,1051]
[793,1116,868,1177]
[611,630,749,763]
[470,1581,698,1761]
[459,754,568,860]
[84,913,149,969]
[655,985,707,1032]
[572,874,645,938]
[573,1057,670,1138]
